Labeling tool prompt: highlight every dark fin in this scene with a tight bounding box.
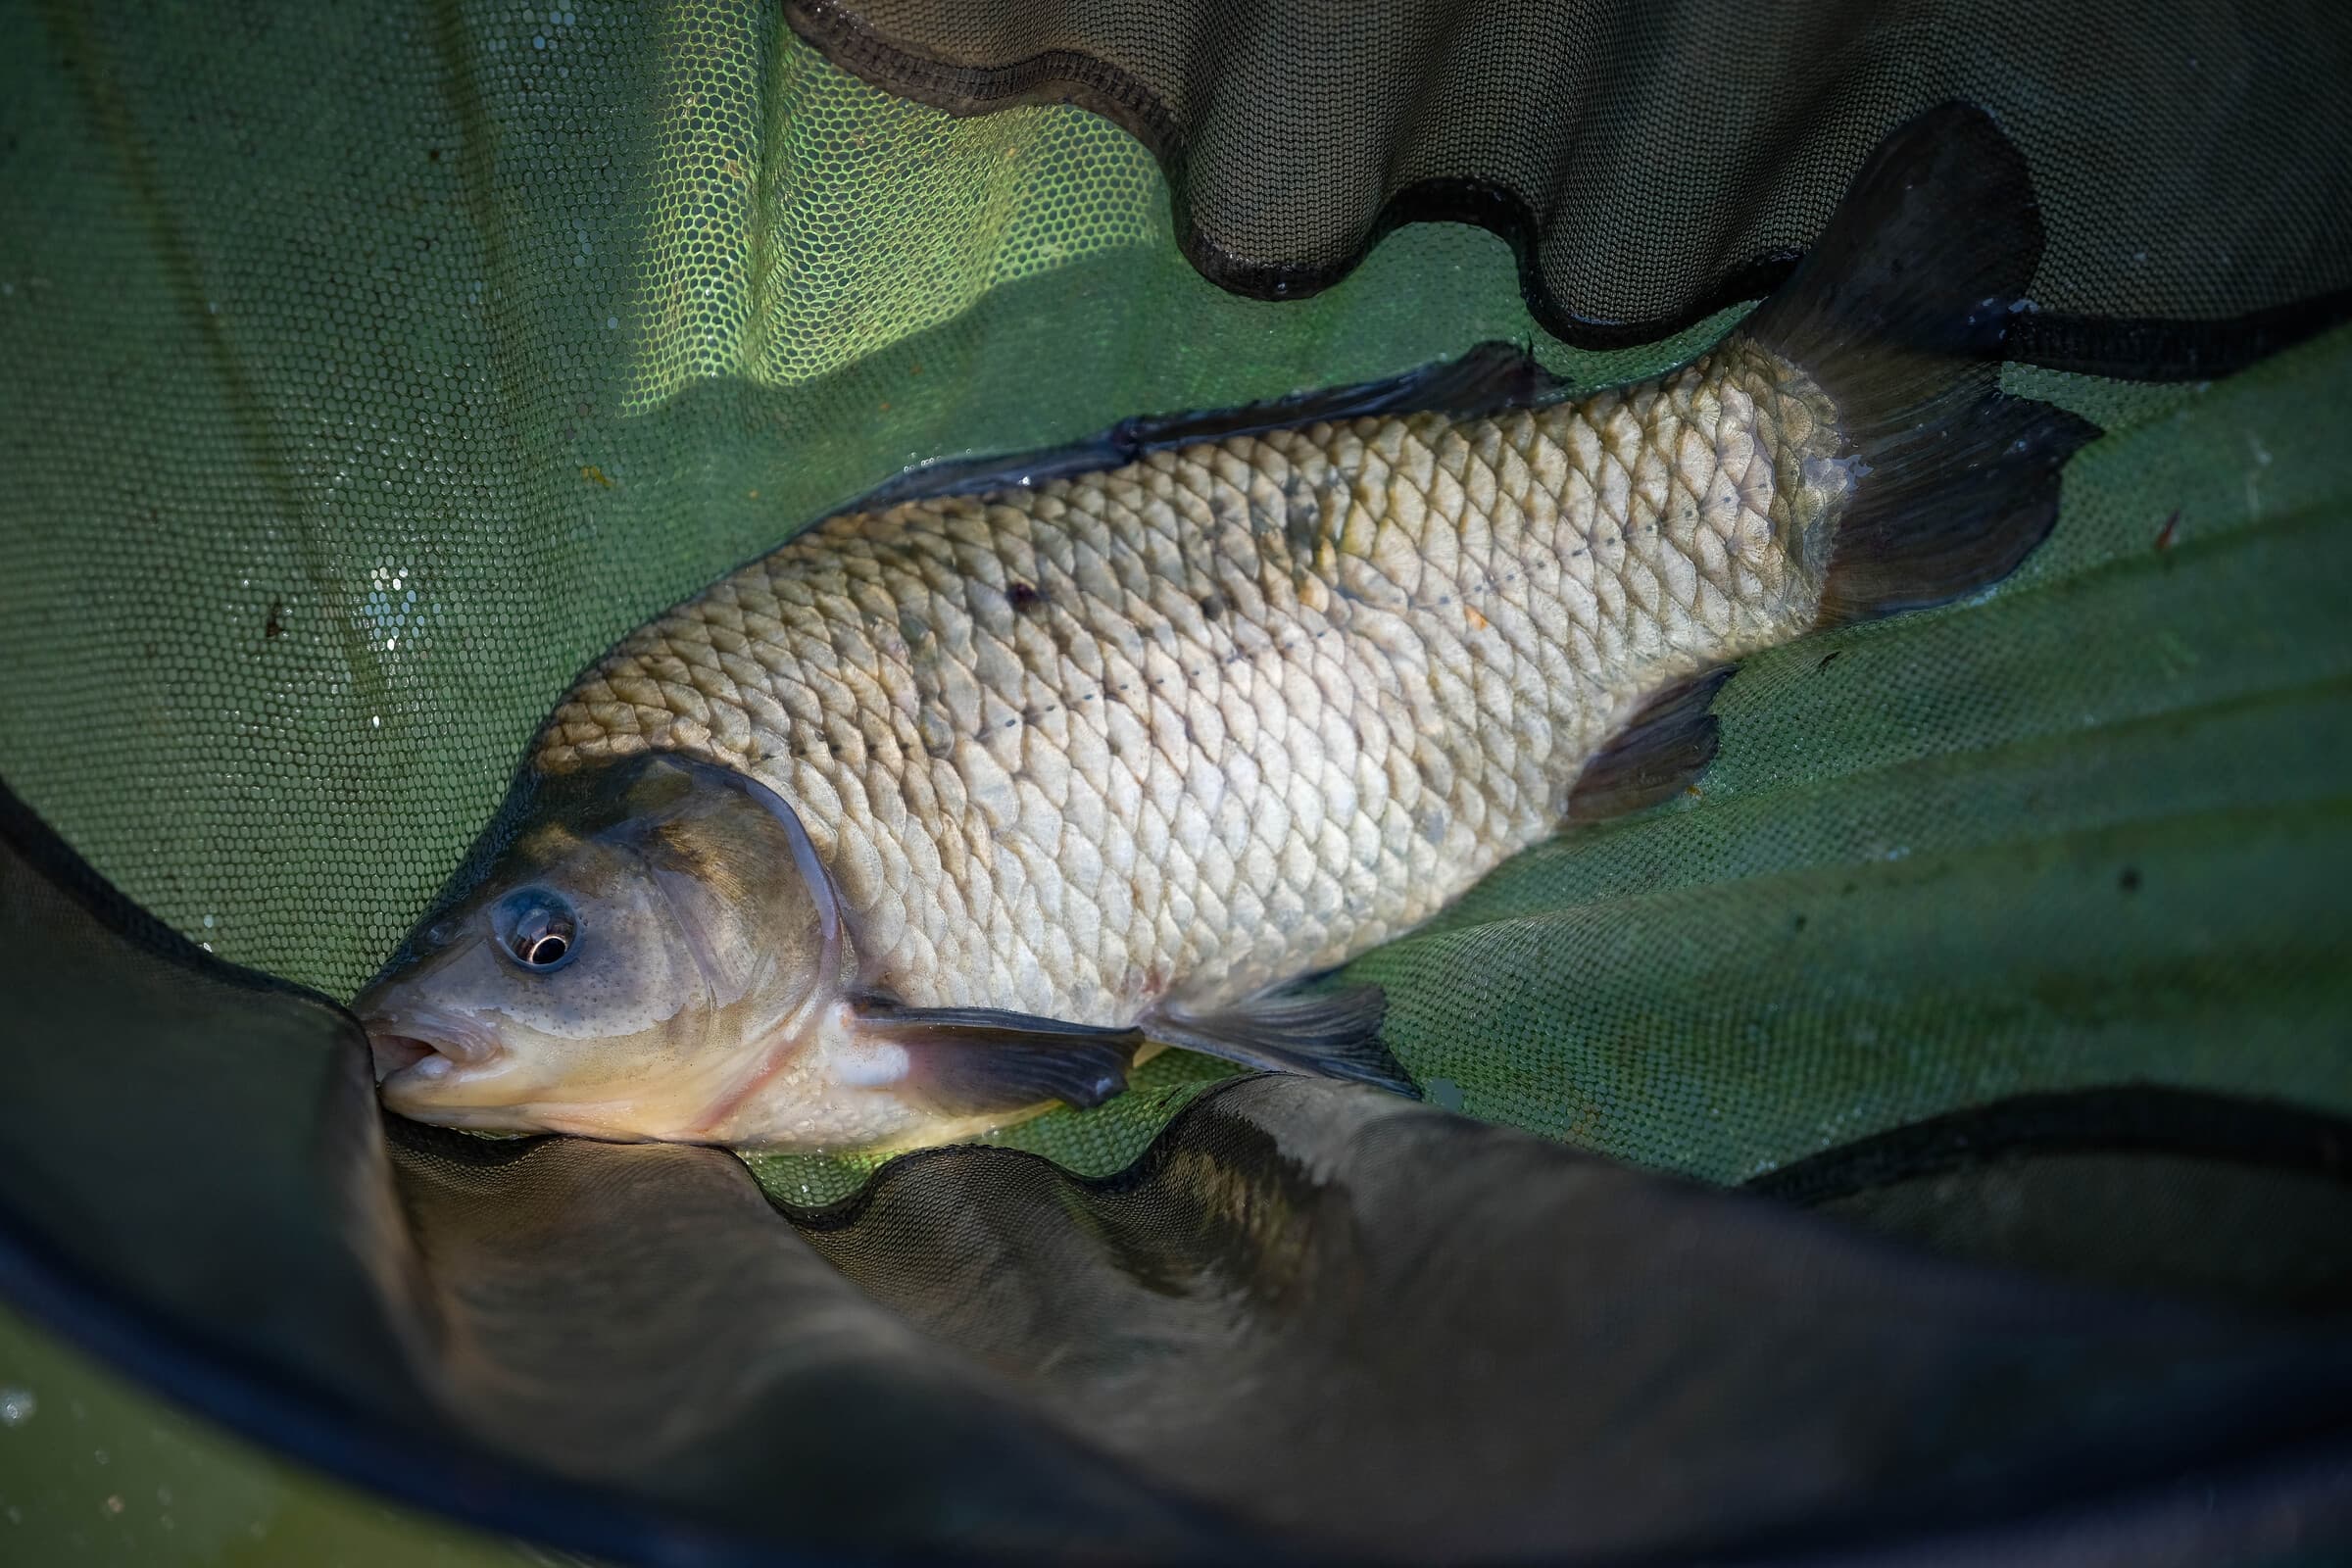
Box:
[1115,340,1568,446]
[855,431,1137,510]
[1737,101,2102,630]
[856,342,1567,510]
[1563,665,1735,823]
[1148,984,1418,1098]
[851,999,1142,1115]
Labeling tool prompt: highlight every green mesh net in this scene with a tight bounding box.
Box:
[0,1302,543,1565]
[624,1,1164,403]
[3,1,2350,1559]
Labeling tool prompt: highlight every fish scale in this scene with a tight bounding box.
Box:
[538,341,1846,1026]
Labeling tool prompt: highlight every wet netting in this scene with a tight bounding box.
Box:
[3,1,2351,1562]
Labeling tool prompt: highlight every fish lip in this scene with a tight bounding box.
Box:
[360,1006,498,1084]
[367,1033,435,1081]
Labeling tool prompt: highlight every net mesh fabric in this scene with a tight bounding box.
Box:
[626,1,1164,404]
[3,2,2352,1558]
[788,0,2352,355]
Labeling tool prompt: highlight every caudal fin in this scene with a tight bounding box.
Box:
[1740,102,2101,629]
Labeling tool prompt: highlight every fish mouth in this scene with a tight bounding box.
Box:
[361,1008,498,1088]
[368,1032,437,1080]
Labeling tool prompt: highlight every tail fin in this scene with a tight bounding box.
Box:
[1740,102,2101,629]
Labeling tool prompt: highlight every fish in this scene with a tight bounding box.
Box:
[356,103,2098,1151]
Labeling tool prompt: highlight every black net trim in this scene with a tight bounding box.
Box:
[1750,1085,2352,1208]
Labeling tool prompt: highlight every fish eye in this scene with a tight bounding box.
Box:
[492,888,578,972]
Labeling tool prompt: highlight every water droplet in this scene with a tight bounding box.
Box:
[0,1389,33,1425]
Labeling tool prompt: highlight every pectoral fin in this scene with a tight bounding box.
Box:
[849,998,1144,1114]
[1149,984,1417,1097]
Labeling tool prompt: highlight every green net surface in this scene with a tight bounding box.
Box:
[0,1302,545,1567]
[2,0,2345,1220]
[623,1,1164,404]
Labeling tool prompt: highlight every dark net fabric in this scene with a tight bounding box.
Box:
[9,792,2352,1564]
[789,0,2352,370]
[3,0,2352,1560]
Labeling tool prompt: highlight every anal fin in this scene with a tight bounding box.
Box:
[1563,665,1735,824]
[850,999,1143,1115]
[1149,984,1416,1098]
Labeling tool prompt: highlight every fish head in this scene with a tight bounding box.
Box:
[355,752,845,1141]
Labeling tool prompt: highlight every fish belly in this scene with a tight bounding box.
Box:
[538,340,1847,1025]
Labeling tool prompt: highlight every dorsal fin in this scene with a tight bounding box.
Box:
[855,342,1568,511]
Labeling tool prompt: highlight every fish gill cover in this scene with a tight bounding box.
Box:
[0,1,2350,1563]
